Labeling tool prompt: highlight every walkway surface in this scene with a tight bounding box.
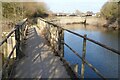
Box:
[13,26,70,78]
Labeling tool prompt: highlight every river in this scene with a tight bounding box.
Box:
[64,24,119,78]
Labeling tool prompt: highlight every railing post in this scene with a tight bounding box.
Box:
[2,33,8,58]
[15,25,25,59]
[24,24,28,40]
[15,25,22,59]
[81,34,87,79]
[21,25,24,43]
[58,27,64,58]
[61,29,64,57]
[74,63,79,73]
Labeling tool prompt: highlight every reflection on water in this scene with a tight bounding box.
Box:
[64,24,119,78]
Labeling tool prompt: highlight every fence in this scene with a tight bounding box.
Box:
[38,17,120,79]
[0,18,28,78]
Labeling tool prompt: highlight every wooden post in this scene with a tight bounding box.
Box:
[15,25,20,59]
[74,64,78,73]
[1,33,5,65]
[61,29,64,57]
[19,26,22,42]
[24,25,28,40]
[58,27,60,55]
[1,53,4,66]
[53,27,57,55]
[15,25,19,59]
[57,27,60,56]
[81,34,87,79]
[12,36,16,58]
[21,25,24,43]
[58,27,64,58]
[3,33,8,58]
[15,25,25,59]
[11,36,14,59]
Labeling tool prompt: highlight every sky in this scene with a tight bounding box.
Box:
[36,0,108,13]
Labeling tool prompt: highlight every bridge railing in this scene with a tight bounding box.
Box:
[37,18,64,57]
[0,18,28,78]
[38,17,120,79]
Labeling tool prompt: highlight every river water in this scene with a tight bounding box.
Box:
[64,24,119,78]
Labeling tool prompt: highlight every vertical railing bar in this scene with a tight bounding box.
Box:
[81,34,87,79]
[4,34,7,59]
[15,25,20,59]
[74,63,79,74]
[61,28,64,57]
[11,36,14,61]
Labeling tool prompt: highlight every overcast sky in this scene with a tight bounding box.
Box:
[36,0,108,13]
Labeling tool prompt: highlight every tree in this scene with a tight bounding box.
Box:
[2,2,48,20]
[100,1,118,23]
[22,2,48,18]
[2,2,48,29]
[118,1,120,26]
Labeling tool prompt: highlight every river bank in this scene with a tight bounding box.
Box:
[56,16,106,25]
[102,19,119,30]
[55,16,119,30]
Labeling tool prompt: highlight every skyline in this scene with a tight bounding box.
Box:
[36,0,108,13]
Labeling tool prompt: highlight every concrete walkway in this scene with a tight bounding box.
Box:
[13,26,70,78]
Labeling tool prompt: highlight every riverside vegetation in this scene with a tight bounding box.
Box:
[100,1,120,30]
[1,2,48,31]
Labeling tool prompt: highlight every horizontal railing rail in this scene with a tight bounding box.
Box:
[63,29,120,55]
[38,17,119,79]
[0,28,16,46]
